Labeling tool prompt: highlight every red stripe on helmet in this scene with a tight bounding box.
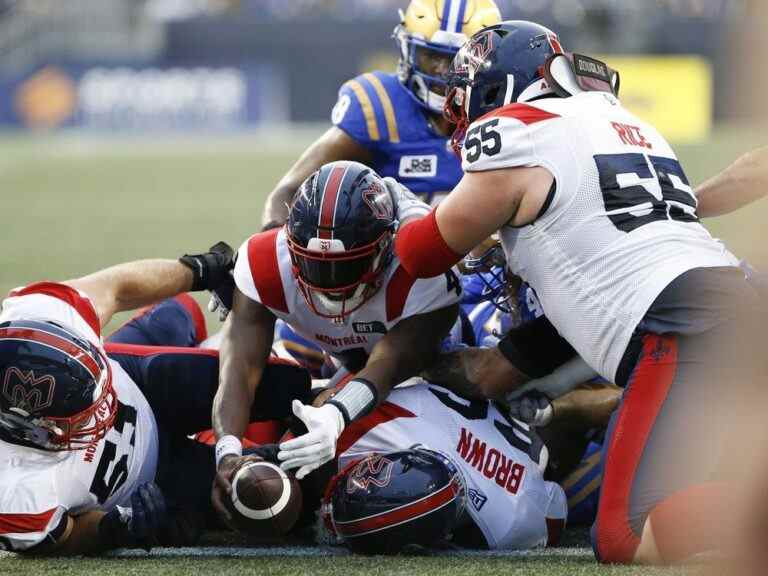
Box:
[317,165,348,240]
[548,34,564,55]
[0,327,102,380]
[333,478,460,538]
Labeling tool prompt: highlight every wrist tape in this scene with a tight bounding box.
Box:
[326,379,378,425]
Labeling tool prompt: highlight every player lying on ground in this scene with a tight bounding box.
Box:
[260,0,502,232]
[211,161,461,527]
[394,21,767,564]
[0,246,309,555]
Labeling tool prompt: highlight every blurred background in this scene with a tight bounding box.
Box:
[0,0,765,328]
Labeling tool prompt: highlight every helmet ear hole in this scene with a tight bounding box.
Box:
[482,84,501,107]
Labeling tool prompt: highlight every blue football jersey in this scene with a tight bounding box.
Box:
[332,71,463,204]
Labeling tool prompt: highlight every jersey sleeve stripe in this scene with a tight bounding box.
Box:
[478,103,561,126]
[345,80,381,141]
[385,265,418,322]
[363,73,400,143]
[9,282,101,337]
[336,401,415,455]
[0,508,57,535]
[247,229,289,313]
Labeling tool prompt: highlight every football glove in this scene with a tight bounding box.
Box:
[179,241,235,292]
[98,482,167,551]
[277,400,345,480]
[508,392,554,428]
[382,177,431,224]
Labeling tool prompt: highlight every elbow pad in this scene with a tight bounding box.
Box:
[395,211,463,278]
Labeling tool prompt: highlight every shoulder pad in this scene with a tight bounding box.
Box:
[233,229,288,313]
[462,103,561,172]
[333,72,402,145]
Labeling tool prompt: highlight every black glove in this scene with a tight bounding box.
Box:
[98,482,167,551]
[179,241,235,292]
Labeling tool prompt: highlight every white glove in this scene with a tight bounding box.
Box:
[207,292,229,322]
[382,177,431,224]
[277,400,345,480]
[508,393,554,427]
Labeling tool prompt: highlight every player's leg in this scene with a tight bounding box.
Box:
[107,293,207,347]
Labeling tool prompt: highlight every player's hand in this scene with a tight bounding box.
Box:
[180,241,235,292]
[277,400,345,480]
[383,177,431,225]
[211,454,244,528]
[99,482,167,551]
[207,275,235,322]
[508,392,554,427]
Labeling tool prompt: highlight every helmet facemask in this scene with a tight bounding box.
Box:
[0,337,117,452]
[288,231,393,322]
[463,241,515,314]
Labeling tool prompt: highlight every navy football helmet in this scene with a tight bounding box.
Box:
[323,447,467,554]
[463,241,512,313]
[0,320,116,451]
[287,161,396,321]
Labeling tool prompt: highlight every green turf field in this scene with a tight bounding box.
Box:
[0,126,764,574]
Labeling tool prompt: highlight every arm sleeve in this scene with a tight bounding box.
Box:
[1,282,102,345]
[496,315,576,378]
[394,211,464,279]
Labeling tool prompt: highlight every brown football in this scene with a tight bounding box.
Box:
[229,459,303,537]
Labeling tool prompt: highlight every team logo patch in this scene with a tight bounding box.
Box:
[2,367,56,414]
[352,321,387,335]
[468,488,488,511]
[346,454,394,494]
[398,155,437,178]
[454,30,495,79]
[362,180,394,220]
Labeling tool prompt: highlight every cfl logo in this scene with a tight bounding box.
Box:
[319,240,331,252]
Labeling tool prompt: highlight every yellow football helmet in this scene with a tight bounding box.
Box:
[394,0,502,114]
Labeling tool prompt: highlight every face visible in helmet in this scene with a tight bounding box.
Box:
[287,162,396,322]
[395,0,502,115]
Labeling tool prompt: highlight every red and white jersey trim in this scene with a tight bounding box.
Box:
[2,282,101,345]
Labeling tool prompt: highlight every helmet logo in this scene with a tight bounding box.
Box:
[2,367,56,414]
[362,182,394,221]
[454,30,494,80]
[319,240,332,252]
[346,454,394,493]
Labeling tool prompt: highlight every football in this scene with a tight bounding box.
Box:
[229,459,303,537]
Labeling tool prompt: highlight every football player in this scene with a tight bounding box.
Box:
[394,21,766,564]
[211,161,462,527]
[260,0,502,232]
[0,248,308,555]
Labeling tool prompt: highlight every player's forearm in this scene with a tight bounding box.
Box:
[27,511,105,556]
[214,346,263,440]
[549,383,622,429]
[696,146,768,218]
[67,259,193,327]
[262,182,298,228]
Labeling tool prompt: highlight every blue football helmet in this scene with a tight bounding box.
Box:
[323,447,467,554]
[463,240,512,313]
[287,161,396,321]
[0,320,116,451]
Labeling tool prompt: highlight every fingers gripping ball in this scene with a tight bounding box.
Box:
[229,459,303,536]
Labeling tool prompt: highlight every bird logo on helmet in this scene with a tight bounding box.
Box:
[0,320,117,451]
[394,0,502,114]
[287,161,396,322]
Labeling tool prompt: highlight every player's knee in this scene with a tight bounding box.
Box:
[591,515,640,564]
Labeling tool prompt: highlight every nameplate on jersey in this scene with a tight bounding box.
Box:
[352,321,387,335]
[399,155,437,178]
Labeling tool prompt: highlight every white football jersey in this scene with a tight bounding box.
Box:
[335,382,566,550]
[234,228,461,362]
[462,94,739,381]
[0,284,158,551]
